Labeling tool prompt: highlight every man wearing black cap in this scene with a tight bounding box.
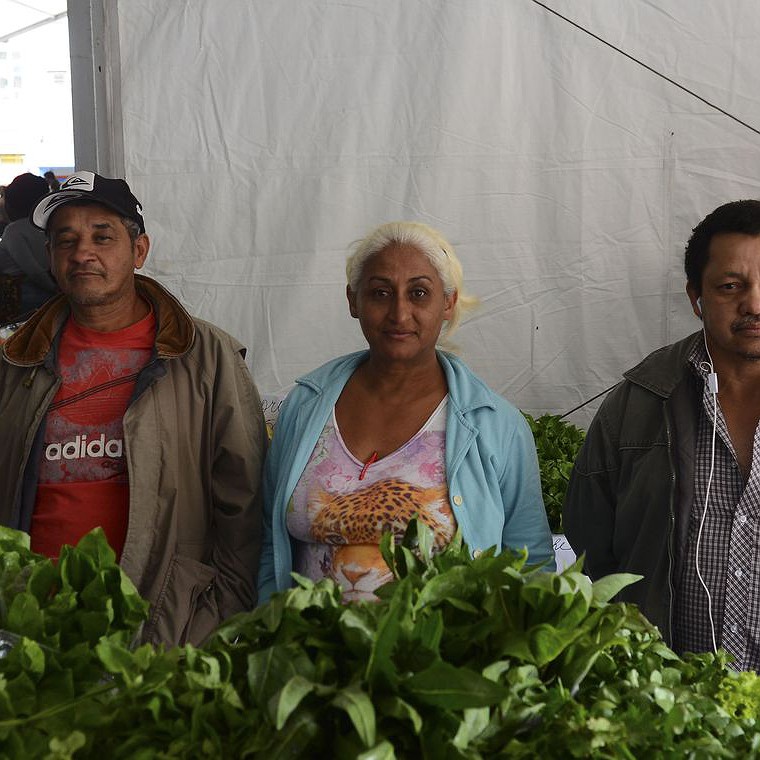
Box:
[0,170,266,646]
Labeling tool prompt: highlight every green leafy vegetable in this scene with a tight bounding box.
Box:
[523,413,586,533]
[0,522,758,757]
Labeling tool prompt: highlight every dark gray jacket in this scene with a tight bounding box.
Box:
[563,332,703,644]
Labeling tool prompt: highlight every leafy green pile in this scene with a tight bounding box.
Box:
[523,413,586,533]
[0,526,148,757]
[0,524,759,758]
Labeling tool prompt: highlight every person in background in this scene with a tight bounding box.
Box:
[564,199,760,672]
[44,171,61,192]
[0,173,59,323]
[0,185,9,236]
[0,170,266,646]
[258,221,555,603]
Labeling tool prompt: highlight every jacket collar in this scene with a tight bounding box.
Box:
[437,350,497,414]
[2,273,195,367]
[623,331,702,399]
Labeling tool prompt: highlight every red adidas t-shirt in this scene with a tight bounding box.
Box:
[30,310,156,559]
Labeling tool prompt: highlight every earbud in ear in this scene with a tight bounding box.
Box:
[696,297,703,317]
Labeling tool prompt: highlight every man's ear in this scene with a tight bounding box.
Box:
[133,233,150,270]
[347,284,358,318]
[686,283,702,320]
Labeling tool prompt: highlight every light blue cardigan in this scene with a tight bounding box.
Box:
[257,350,555,602]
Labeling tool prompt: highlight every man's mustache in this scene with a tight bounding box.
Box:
[732,317,760,330]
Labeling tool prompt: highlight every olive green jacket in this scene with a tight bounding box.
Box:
[0,274,265,646]
[563,332,703,644]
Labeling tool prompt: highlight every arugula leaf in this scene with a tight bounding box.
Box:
[403,660,508,709]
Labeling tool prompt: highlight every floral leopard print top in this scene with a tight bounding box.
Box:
[287,398,456,601]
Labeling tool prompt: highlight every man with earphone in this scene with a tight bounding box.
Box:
[564,199,760,672]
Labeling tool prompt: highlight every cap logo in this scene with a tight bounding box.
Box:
[60,171,95,192]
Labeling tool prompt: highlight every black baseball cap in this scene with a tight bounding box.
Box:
[31,170,146,233]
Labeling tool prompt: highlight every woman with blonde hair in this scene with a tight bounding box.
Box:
[258,222,553,602]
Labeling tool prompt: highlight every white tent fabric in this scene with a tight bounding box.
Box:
[108,0,760,426]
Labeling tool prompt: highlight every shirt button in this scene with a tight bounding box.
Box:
[739,515,748,525]
[730,623,739,634]
[735,569,743,579]
[453,495,463,506]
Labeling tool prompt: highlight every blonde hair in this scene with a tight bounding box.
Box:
[346,221,478,340]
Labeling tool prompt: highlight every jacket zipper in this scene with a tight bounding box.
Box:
[664,399,677,646]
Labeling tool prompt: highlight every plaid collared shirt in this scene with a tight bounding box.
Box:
[672,341,760,671]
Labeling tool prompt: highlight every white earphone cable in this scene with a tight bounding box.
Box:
[695,325,719,654]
